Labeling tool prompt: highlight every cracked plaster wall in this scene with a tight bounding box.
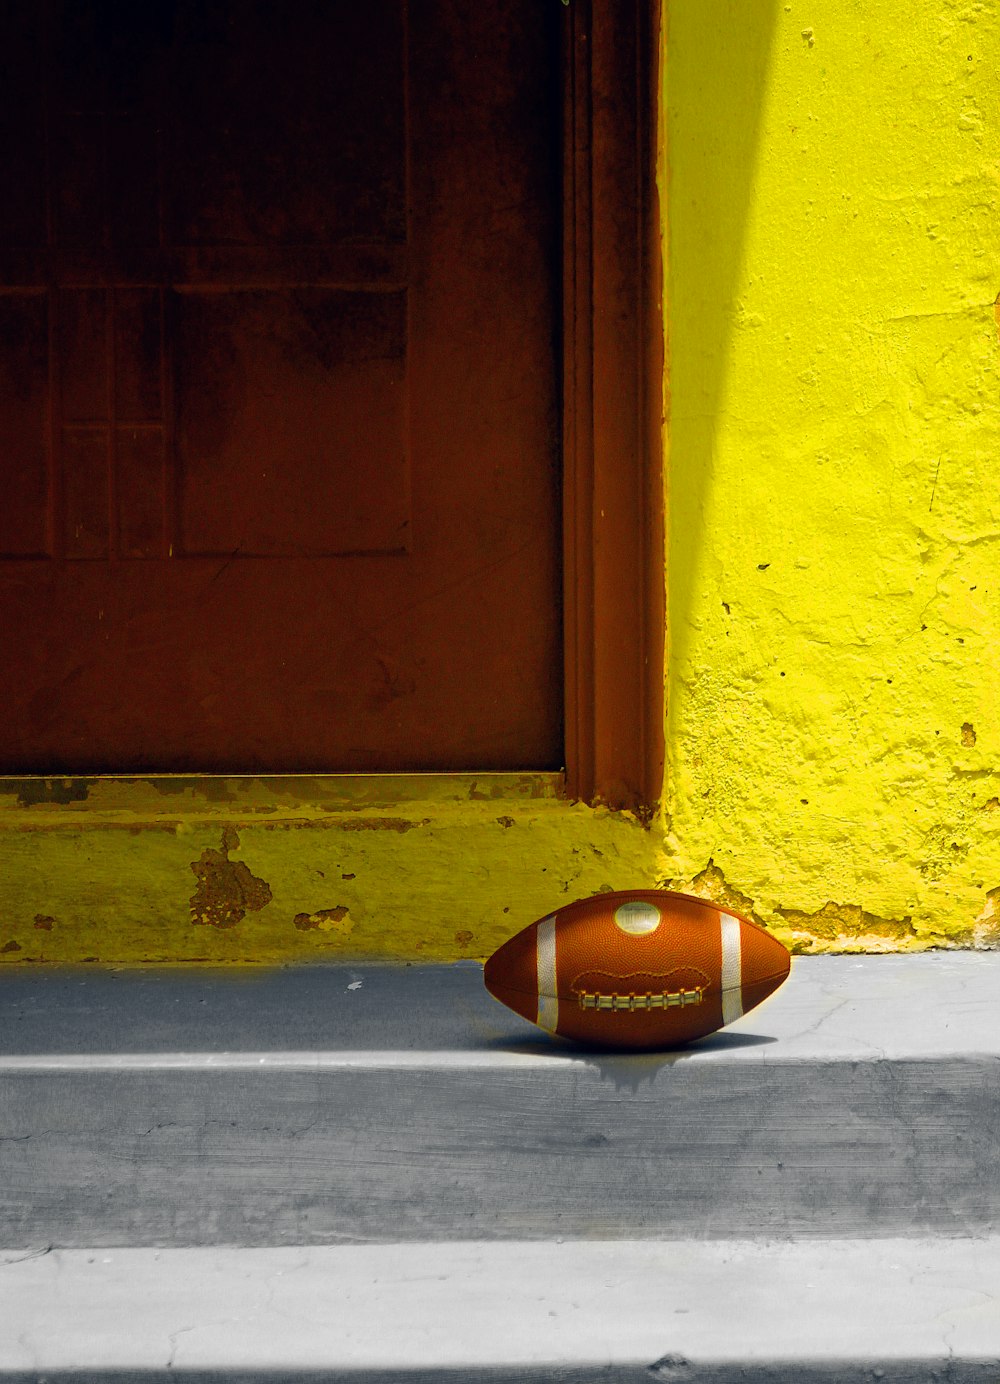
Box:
[661,0,1000,949]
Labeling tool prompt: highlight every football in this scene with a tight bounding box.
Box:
[483,889,790,1049]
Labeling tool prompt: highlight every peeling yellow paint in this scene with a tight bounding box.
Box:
[293,906,353,936]
[974,886,1000,948]
[0,775,664,964]
[776,900,917,948]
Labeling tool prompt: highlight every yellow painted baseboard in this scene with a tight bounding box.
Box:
[0,774,664,965]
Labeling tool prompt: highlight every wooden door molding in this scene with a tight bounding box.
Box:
[561,0,665,816]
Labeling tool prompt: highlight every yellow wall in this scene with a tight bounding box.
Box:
[662,0,1000,949]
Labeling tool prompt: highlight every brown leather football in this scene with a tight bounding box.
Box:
[483,889,790,1049]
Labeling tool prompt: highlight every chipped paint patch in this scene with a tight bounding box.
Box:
[9,779,90,808]
[776,900,917,946]
[974,887,1000,948]
[293,906,353,935]
[190,827,273,929]
[660,859,969,954]
[679,859,767,928]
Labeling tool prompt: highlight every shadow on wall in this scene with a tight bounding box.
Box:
[666,0,780,674]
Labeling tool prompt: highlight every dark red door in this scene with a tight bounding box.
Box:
[0,0,562,772]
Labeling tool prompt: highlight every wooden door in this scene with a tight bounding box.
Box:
[0,0,562,773]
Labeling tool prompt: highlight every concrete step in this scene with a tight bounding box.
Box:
[1,954,999,1245]
[2,1237,999,1380]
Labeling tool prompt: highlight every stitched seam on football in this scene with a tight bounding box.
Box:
[570,968,711,993]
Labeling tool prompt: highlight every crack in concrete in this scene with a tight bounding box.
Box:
[165,1321,197,1370]
[166,1312,248,1369]
[97,1116,329,1142]
[941,1319,958,1383]
[790,993,853,1039]
[257,1256,322,1339]
[0,1130,83,1144]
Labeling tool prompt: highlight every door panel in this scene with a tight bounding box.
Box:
[174,288,408,557]
[0,295,49,558]
[0,0,562,773]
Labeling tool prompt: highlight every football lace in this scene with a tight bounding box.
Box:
[575,987,705,1012]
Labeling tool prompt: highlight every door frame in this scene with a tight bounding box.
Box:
[1,0,666,810]
[561,0,665,816]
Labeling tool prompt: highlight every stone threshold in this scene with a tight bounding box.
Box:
[1,1238,998,1380]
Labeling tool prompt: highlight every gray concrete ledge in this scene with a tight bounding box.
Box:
[1,952,999,1060]
[2,955,1000,1245]
[1,1238,998,1381]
